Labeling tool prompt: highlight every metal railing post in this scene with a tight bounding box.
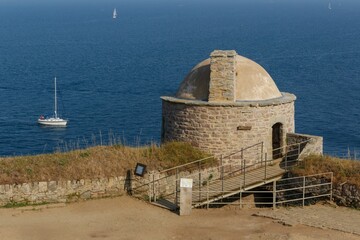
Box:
[284,145,289,167]
[198,161,201,203]
[221,155,224,194]
[272,181,276,209]
[330,172,333,202]
[243,160,246,188]
[239,158,242,188]
[207,181,209,209]
[302,176,306,207]
[175,168,179,206]
[261,142,264,166]
[241,147,244,160]
[264,153,267,180]
[239,192,242,209]
[152,174,155,203]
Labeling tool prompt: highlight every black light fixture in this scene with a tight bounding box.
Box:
[134,163,147,177]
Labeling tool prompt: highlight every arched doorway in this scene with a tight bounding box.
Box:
[272,123,283,159]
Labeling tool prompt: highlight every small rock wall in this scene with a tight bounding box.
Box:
[283,173,360,209]
[333,183,360,209]
[0,176,149,206]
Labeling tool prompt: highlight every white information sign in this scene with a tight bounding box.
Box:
[180,178,193,188]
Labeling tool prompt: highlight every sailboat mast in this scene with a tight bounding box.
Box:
[54,77,57,119]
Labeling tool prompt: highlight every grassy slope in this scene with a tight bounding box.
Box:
[291,155,360,186]
[0,142,213,185]
[2,144,359,187]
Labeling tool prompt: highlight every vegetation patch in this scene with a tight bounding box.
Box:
[2,201,48,209]
[291,154,360,186]
[0,142,213,185]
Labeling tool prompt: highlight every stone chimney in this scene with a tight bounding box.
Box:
[208,50,237,102]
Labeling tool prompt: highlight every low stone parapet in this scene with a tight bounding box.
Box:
[0,175,149,206]
[287,133,323,159]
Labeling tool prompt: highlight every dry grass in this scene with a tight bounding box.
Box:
[0,142,213,185]
[291,155,360,186]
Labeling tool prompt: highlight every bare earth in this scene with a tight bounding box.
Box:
[0,196,359,240]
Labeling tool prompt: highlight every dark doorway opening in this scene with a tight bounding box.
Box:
[272,123,283,159]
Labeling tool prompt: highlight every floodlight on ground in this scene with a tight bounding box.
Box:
[134,163,147,177]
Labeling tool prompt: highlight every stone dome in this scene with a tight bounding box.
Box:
[176,51,282,102]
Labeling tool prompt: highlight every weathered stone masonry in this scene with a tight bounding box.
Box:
[0,176,147,206]
[209,50,237,102]
[162,94,295,159]
[161,49,302,164]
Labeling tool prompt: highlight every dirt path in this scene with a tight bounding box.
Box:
[0,196,359,240]
[256,203,360,236]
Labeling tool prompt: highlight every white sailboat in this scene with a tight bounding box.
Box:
[113,8,117,19]
[38,77,68,126]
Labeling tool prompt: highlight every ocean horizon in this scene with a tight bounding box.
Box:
[1,0,360,157]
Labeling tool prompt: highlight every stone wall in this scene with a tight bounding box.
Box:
[0,175,149,207]
[333,183,360,209]
[0,166,222,207]
[1,168,358,210]
[284,173,360,209]
[287,133,323,159]
[161,93,296,163]
[209,50,236,102]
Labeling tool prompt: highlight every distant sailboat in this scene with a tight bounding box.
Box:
[113,8,117,19]
[38,77,68,126]
[328,2,332,10]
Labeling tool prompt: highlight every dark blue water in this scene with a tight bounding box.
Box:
[1,0,360,157]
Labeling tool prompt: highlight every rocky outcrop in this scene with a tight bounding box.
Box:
[333,183,360,209]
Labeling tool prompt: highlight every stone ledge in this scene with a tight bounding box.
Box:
[161,92,296,107]
[210,50,237,57]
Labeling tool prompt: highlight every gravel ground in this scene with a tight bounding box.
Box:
[0,197,359,240]
[255,202,360,236]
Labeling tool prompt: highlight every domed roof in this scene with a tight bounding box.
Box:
[176,53,282,102]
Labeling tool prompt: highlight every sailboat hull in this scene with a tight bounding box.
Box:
[38,77,68,127]
[38,118,68,126]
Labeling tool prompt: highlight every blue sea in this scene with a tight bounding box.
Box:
[1,0,360,157]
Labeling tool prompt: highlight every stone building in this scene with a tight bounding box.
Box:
[161,50,322,162]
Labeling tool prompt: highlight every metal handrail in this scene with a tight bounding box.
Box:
[148,140,312,206]
[159,156,215,174]
[222,142,263,159]
[192,172,332,208]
